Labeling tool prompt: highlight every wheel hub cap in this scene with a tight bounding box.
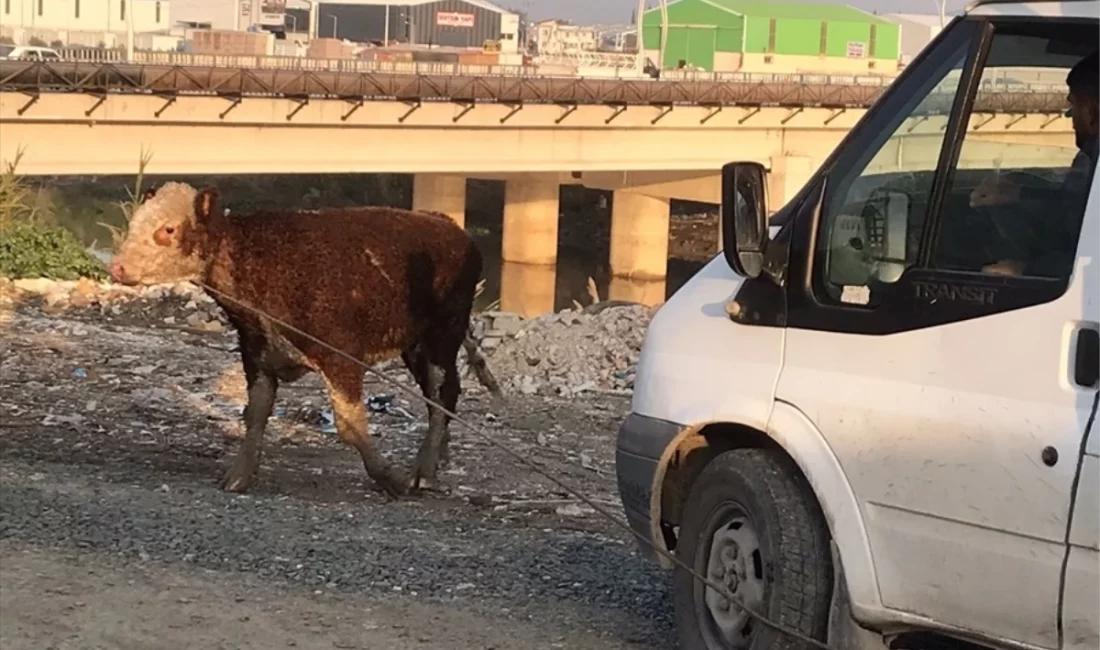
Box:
[703,515,766,647]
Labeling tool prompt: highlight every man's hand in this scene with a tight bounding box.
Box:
[970,174,1022,208]
[982,259,1025,276]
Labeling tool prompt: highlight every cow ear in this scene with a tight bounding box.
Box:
[193,187,221,228]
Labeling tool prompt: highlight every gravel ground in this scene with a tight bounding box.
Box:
[0,294,676,649]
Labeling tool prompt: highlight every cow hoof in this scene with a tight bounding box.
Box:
[220,466,255,493]
[377,471,411,500]
[410,476,451,497]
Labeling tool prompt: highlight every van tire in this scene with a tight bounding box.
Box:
[673,448,832,650]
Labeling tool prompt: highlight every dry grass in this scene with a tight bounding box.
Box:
[98,148,153,251]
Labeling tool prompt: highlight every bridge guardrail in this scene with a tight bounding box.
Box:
[0,60,1069,115]
[50,48,906,86]
[46,48,1072,97]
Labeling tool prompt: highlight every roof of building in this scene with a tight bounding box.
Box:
[887,12,953,27]
[647,0,895,23]
[303,0,515,13]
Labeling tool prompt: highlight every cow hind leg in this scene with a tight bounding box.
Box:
[221,345,278,493]
[322,361,409,498]
[412,337,462,488]
[402,345,454,471]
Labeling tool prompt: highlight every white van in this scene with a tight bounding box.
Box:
[615,1,1099,649]
[0,45,62,61]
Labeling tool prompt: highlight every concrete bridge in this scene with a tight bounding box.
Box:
[0,61,1076,315]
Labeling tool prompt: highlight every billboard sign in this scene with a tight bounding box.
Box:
[846,41,867,58]
[260,0,285,25]
[436,11,475,27]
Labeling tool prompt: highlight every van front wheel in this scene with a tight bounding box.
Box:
[673,448,832,650]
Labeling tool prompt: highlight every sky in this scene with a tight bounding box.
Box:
[512,0,974,25]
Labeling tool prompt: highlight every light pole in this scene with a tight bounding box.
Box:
[383,4,390,45]
[658,0,668,71]
[327,14,338,39]
[287,13,297,33]
[932,0,946,28]
[634,0,646,75]
[127,1,135,61]
[126,0,158,62]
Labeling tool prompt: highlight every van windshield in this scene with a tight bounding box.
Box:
[0,45,15,57]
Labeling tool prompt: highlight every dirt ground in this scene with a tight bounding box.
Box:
[0,295,676,649]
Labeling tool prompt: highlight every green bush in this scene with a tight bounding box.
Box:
[0,151,108,281]
[0,219,107,280]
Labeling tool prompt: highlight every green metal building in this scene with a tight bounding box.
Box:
[641,0,901,73]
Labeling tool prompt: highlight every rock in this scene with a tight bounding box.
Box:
[43,288,70,308]
[491,314,524,336]
[555,504,586,517]
[171,282,195,298]
[12,278,56,295]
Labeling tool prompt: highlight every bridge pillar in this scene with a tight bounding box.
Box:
[500,177,560,316]
[502,177,560,266]
[608,190,669,306]
[412,174,467,227]
[768,155,816,212]
[500,262,556,318]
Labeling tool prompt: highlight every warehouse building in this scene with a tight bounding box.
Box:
[641,0,901,75]
[291,0,519,50]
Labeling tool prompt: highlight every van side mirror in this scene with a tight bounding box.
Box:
[721,162,769,278]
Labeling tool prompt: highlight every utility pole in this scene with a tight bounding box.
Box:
[658,0,668,71]
[634,0,646,75]
[932,0,946,28]
[384,4,390,45]
[126,0,135,61]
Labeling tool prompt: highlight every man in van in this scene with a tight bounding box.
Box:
[970,50,1098,277]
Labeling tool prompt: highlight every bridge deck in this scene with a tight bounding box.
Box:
[0,61,1069,113]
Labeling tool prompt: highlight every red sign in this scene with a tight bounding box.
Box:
[436,11,474,27]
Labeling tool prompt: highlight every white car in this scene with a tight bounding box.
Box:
[0,44,61,61]
[615,0,1099,649]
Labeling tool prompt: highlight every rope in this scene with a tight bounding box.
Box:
[197,281,839,650]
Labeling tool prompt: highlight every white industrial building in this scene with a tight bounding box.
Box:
[531,18,597,56]
[886,12,948,63]
[0,0,173,46]
[170,0,286,32]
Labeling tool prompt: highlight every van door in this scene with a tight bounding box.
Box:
[1060,192,1099,648]
[770,15,1098,649]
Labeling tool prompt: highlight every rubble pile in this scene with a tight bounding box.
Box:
[3,277,230,333]
[472,305,654,397]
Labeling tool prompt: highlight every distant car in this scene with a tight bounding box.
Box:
[0,45,62,61]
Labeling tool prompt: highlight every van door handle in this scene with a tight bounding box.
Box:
[1075,326,1099,389]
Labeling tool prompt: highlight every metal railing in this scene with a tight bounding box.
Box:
[54,47,534,77]
[0,59,1068,115]
[46,47,923,87]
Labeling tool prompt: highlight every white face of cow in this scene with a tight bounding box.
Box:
[108,182,219,286]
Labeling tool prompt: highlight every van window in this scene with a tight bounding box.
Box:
[814,32,974,307]
[933,26,1097,280]
[812,21,1097,309]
